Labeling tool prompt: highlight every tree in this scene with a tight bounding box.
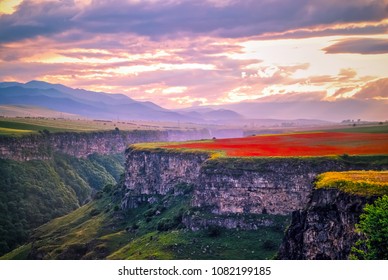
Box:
[351,195,388,259]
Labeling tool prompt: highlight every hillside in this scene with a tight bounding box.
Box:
[0,153,124,256]
[1,179,289,260]
[0,128,210,256]
[3,152,387,259]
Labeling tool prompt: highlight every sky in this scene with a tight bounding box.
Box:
[0,0,387,109]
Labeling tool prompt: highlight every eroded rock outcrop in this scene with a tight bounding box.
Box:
[278,189,377,259]
[122,148,385,217]
[0,129,210,161]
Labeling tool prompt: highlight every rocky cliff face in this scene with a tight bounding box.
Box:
[278,189,377,259]
[0,129,210,161]
[195,158,349,215]
[122,149,384,217]
[122,149,209,208]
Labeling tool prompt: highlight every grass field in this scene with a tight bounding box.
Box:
[160,131,388,157]
[315,171,388,196]
[0,117,210,136]
[324,124,388,134]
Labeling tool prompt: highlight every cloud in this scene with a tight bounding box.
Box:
[0,0,387,43]
[256,91,328,102]
[0,1,387,110]
[353,78,388,100]
[256,20,388,40]
[338,68,357,79]
[323,38,388,54]
[0,1,78,43]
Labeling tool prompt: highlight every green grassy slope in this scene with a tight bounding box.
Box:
[2,183,289,260]
[324,124,388,134]
[0,153,124,256]
[0,117,210,136]
[0,119,78,135]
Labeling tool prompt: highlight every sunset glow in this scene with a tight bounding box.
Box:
[0,0,387,109]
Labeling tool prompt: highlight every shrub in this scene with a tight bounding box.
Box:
[93,191,103,200]
[206,225,222,237]
[103,184,113,194]
[156,218,180,231]
[262,240,277,250]
[351,195,388,259]
[89,209,101,217]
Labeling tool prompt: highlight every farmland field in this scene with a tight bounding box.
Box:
[0,117,207,136]
[162,131,388,157]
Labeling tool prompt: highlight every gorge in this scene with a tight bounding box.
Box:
[1,129,387,259]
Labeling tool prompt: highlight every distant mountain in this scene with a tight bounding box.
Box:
[2,80,377,123]
[178,108,243,122]
[0,81,199,122]
[219,99,387,122]
[23,80,137,106]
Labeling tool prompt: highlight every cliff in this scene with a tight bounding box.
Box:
[0,129,210,161]
[278,171,388,259]
[278,189,375,259]
[122,149,209,208]
[195,158,351,215]
[122,147,387,219]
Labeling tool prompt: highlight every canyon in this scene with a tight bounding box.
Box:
[1,129,387,259]
[122,146,387,258]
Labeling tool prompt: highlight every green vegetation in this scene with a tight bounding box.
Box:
[0,117,212,136]
[326,124,388,134]
[315,171,388,197]
[2,181,289,260]
[0,152,124,256]
[0,127,34,135]
[0,119,78,135]
[131,140,215,155]
[350,195,388,260]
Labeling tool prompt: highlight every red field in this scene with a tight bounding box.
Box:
[162,132,388,157]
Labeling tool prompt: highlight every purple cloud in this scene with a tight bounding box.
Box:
[353,78,388,99]
[323,38,388,54]
[0,0,386,43]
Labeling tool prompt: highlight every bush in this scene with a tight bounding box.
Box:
[156,218,180,231]
[206,225,222,237]
[93,191,103,200]
[103,184,113,194]
[174,183,194,195]
[262,240,277,250]
[89,209,101,217]
[351,195,388,259]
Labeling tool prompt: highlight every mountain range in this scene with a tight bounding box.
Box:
[0,81,385,123]
[0,81,244,124]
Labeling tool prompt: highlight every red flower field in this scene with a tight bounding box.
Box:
[163,132,388,157]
